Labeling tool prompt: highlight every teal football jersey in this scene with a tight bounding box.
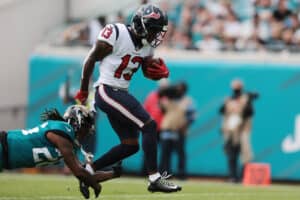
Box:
[6,120,75,169]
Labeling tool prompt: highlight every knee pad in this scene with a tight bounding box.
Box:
[141,120,157,133]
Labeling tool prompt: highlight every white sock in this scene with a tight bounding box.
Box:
[149,172,161,182]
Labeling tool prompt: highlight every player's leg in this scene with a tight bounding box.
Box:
[92,85,141,171]
[176,134,186,179]
[92,114,139,170]
[159,134,173,173]
[227,143,240,182]
[96,84,181,192]
[93,162,123,182]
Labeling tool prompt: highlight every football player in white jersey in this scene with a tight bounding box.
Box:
[75,4,181,194]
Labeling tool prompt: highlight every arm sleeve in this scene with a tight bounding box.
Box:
[47,121,75,142]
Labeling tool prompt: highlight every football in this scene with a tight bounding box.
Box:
[142,56,161,68]
[141,57,169,80]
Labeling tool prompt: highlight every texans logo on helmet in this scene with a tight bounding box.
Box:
[144,6,161,20]
[144,12,161,20]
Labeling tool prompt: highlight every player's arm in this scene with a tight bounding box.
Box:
[46,132,100,198]
[75,40,113,104]
[80,41,113,91]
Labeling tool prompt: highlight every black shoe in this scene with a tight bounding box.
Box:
[148,174,182,193]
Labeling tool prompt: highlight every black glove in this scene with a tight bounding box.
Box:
[79,180,90,199]
[91,183,101,198]
[79,180,101,199]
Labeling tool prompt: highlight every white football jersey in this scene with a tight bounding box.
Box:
[94,23,153,89]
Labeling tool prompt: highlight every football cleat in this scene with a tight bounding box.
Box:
[148,173,182,193]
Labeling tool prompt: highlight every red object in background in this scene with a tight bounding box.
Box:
[143,91,163,131]
[243,163,271,186]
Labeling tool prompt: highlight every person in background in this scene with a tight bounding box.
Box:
[63,15,107,46]
[159,81,196,180]
[219,78,259,183]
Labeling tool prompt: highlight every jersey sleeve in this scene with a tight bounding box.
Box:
[97,24,118,47]
[45,121,76,142]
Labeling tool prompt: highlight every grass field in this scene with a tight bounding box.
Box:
[0,173,300,200]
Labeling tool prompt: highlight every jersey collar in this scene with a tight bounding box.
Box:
[127,26,143,50]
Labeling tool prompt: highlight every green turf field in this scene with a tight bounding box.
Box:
[0,173,300,200]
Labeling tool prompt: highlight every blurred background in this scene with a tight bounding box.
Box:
[2,0,300,183]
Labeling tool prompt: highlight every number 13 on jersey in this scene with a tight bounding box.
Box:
[114,54,143,80]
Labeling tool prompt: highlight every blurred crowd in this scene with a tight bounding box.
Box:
[62,0,300,53]
[163,0,300,52]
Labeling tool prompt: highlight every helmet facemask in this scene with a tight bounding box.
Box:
[144,24,168,48]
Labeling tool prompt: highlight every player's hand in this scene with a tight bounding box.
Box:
[79,180,90,199]
[91,183,101,198]
[142,58,169,80]
[74,90,89,104]
[152,58,169,78]
[79,181,101,199]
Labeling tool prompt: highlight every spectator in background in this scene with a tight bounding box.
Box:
[219,79,259,183]
[196,28,222,51]
[60,0,300,52]
[62,15,107,46]
[273,0,292,22]
[159,81,196,180]
[86,15,107,46]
